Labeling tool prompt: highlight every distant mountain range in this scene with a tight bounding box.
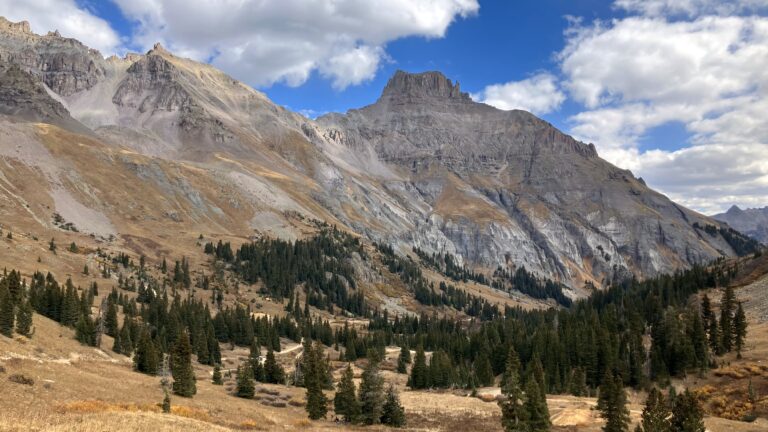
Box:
[713,206,768,244]
[0,16,755,295]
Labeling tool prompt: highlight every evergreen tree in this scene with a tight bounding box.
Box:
[118,321,133,356]
[264,347,285,384]
[75,313,97,346]
[381,384,406,427]
[397,345,411,374]
[170,332,196,397]
[524,377,550,432]
[409,345,429,389]
[597,372,629,432]
[134,328,159,375]
[305,342,328,420]
[359,358,385,425]
[639,388,670,432]
[334,364,361,423]
[236,363,255,398]
[0,287,14,337]
[670,389,705,432]
[499,347,529,432]
[569,368,588,397]
[212,364,223,385]
[104,301,118,337]
[720,286,736,352]
[733,302,747,358]
[475,350,494,387]
[15,298,33,337]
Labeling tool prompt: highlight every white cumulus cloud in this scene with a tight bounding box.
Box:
[472,73,565,115]
[558,6,768,213]
[111,0,479,89]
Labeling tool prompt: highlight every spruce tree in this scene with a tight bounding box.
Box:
[305,342,328,420]
[236,363,255,398]
[733,302,747,358]
[15,298,33,337]
[475,350,494,387]
[409,345,429,389]
[670,389,705,432]
[499,347,529,432]
[134,328,159,375]
[640,388,670,432]
[0,287,14,337]
[334,364,361,423]
[104,302,118,337]
[397,345,411,374]
[524,376,550,432]
[381,384,406,427]
[597,372,629,432]
[569,368,588,397]
[75,313,97,346]
[171,331,196,397]
[720,286,735,352]
[212,364,223,385]
[264,347,285,384]
[359,358,385,425]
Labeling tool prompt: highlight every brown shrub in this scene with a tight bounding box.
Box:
[8,373,34,386]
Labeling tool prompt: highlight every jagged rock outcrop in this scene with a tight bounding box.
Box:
[0,19,746,294]
[714,205,768,244]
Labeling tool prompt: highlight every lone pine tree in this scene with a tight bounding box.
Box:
[304,342,328,420]
[334,364,361,423]
[359,358,385,425]
[212,364,223,385]
[236,363,255,399]
[409,345,429,389]
[170,331,196,397]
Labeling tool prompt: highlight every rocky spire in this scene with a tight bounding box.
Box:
[380,70,470,101]
[0,17,32,34]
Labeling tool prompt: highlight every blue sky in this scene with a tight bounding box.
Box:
[4,0,768,214]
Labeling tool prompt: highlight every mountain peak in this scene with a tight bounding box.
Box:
[380,70,471,101]
[0,17,31,34]
[727,204,743,214]
[148,42,171,56]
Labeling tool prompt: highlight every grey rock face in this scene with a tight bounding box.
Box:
[317,70,734,287]
[714,205,768,244]
[0,17,105,96]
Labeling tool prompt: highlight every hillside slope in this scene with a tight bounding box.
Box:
[0,16,751,295]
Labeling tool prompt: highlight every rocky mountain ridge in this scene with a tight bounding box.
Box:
[0,17,748,296]
[714,205,768,244]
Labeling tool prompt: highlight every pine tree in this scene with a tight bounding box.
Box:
[359,358,385,425]
[75,313,97,346]
[720,286,735,352]
[524,376,550,432]
[15,298,33,337]
[397,345,411,374]
[104,301,118,337]
[569,368,588,397]
[264,347,285,384]
[134,328,159,375]
[305,342,328,420]
[334,364,361,423]
[670,389,705,432]
[597,372,629,432]
[212,364,223,385]
[119,321,133,356]
[475,350,494,387]
[0,287,14,337]
[171,331,196,397]
[733,302,747,358]
[639,388,670,432]
[236,363,255,398]
[499,347,529,432]
[409,345,429,389]
[381,384,406,427]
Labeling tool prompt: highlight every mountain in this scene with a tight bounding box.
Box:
[0,17,750,296]
[713,205,768,244]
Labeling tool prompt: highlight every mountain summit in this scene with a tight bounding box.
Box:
[0,18,751,294]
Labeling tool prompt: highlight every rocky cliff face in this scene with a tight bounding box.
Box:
[0,18,744,295]
[714,206,768,244]
[317,71,736,288]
